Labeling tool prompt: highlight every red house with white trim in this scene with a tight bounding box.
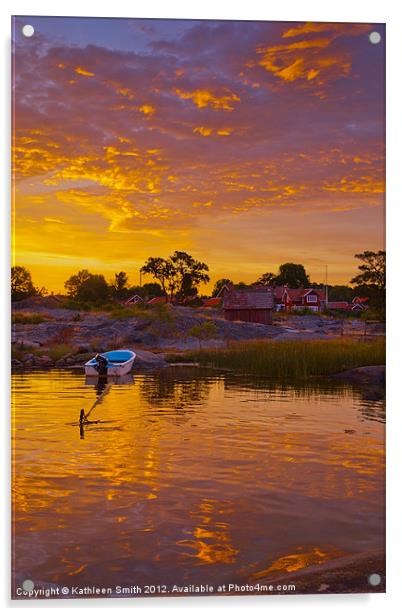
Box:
[282,287,326,312]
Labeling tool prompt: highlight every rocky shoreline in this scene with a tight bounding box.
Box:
[11,304,385,373]
[247,549,385,594]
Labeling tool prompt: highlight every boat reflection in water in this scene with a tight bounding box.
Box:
[77,374,135,439]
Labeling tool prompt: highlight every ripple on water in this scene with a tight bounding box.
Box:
[12,369,385,589]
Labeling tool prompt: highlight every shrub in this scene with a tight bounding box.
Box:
[12,312,50,324]
[61,298,92,311]
[12,342,37,361]
[188,321,218,348]
[46,344,77,362]
[109,304,150,320]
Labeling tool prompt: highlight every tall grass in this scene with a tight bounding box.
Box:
[12,312,50,324]
[169,339,385,378]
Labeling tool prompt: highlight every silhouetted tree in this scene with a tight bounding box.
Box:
[64,270,109,302]
[350,250,385,309]
[11,266,43,301]
[113,271,129,299]
[140,257,172,297]
[255,272,276,286]
[328,285,355,302]
[171,251,209,300]
[275,263,310,287]
[351,251,385,291]
[141,252,209,302]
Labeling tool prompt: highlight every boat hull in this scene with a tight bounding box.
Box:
[84,350,136,376]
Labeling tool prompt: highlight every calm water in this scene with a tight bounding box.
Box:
[12,368,385,595]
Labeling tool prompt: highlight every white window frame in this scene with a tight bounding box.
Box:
[306,294,317,303]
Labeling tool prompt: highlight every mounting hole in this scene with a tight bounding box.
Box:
[22,24,35,38]
[368,573,381,586]
[369,31,381,45]
[22,579,34,592]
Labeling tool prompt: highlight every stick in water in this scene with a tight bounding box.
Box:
[81,384,112,422]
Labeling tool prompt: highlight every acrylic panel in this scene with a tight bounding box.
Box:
[11,16,385,600]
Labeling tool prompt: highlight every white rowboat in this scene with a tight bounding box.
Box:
[84,349,136,376]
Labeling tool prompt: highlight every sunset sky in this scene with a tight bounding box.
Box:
[12,16,385,293]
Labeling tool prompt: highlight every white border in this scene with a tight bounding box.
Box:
[1,1,401,614]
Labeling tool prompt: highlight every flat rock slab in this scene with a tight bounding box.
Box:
[332,365,385,386]
[249,549,385,594]
[134,350,168,369]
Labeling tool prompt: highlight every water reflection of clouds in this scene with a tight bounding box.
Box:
[12,370,385,591]
[177,498,239,566]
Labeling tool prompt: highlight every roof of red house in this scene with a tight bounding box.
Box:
[223,288,274,310]
[147,296,168,305]
[125,294,143,304]
[204,297,222,307]
[215,283,233,297]
[352,296,369,304]
[284,287,326,301]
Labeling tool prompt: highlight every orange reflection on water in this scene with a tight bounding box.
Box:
[252,546,345,578]
[177,498,239,565]
[12,370,385,591]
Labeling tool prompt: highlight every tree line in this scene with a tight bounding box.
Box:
[11,250,385,308]
[212,251,385,308]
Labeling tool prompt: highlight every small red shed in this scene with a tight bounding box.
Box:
[223,287,274,325]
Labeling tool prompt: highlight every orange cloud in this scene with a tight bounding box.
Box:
[323,176,385,193]
[74,67,95,77]
[193,126,213,136]
[138,104,155,116]
[175,88,240,111]
[193,126,233,137]
[282,22,369,39]
[256,23,368,90]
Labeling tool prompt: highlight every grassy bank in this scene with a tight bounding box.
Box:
[168,338,385,378]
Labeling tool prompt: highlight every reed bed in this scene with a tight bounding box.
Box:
[170,338,385,378]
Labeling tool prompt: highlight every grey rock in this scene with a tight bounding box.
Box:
[332,365,385,386]
[77,343,93,353]
[134,350,168,369]
[35,355,54,367]
[12,339,41,349]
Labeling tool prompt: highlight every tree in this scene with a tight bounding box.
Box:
[140,257,172,297]
[275,263,310,288]
[212,278,233,297]
[141,252,210,302]
[64,269,91,297]
[188,321,218,349]
[328,285,354,302]
[113,271,129,299]
[11,266,42,301]
[350,250,385,309]
[141,283,164,298]
[255,272,276,286]
[170,251,210,299]
[64,270,110,302]
[350,251,385,291]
